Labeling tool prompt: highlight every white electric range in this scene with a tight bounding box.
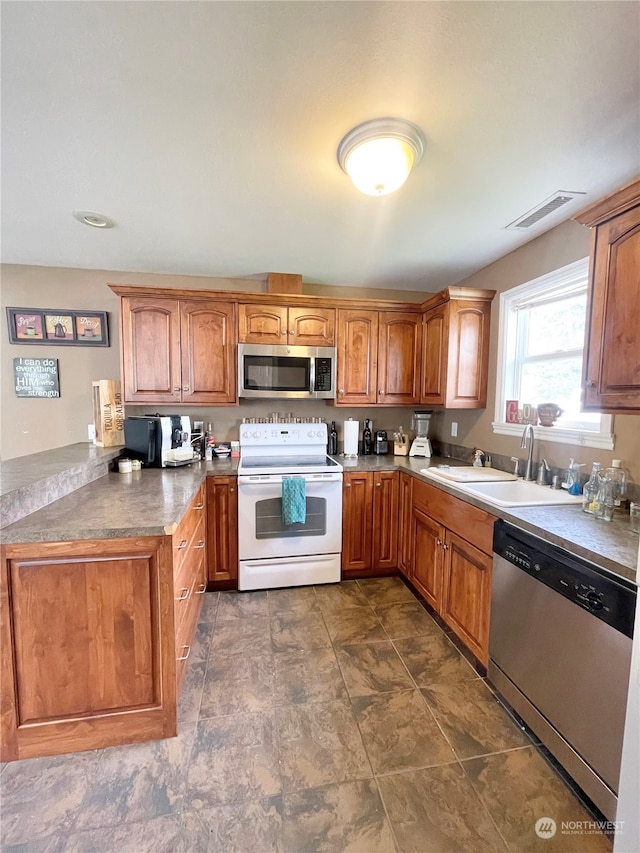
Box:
[237,422,343,591]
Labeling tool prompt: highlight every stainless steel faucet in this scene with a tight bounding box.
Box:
[521,424,535,481]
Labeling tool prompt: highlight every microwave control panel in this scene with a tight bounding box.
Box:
[314,358,333,391]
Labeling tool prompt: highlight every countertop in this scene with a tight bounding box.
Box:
[2,449,637,585]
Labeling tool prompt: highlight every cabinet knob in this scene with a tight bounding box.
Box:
[339,389,344,394]
[194,540,205,549]
[183,386,189,392]
[376,482,381,487]
[379,389,385,395]
[195,583,207,595]
[177,645,191,661]
[173,387,181,393]
[176,587,189,601]
[178,538,188,550]
[345,482,352,488]
[436,538,442,546]
[586,379,596,388]
[442,544,449,550]
[230,487,235,493]
[289,330,295,335]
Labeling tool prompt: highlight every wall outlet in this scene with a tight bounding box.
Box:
[451,422,458,437]
[88,423,96,443]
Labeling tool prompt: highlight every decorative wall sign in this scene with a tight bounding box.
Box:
[7,308,109,346]
[13,357,61,398]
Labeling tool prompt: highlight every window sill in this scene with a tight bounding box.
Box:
[491,422,614,450]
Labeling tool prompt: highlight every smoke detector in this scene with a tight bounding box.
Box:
[505,191,585,230]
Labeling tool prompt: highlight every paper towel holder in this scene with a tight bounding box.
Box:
[343,418,359,458]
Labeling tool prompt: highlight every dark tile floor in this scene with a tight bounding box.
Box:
[1,578,612,853]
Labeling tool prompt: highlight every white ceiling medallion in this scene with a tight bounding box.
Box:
[72,210,115,229]
[337,117,426,196]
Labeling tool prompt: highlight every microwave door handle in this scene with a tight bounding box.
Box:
[147,422,156,464]
[309,357,316,395]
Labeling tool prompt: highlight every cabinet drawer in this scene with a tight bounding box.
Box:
[412,479,495,555]
[173,515,206,599]
[175,565,204,660]
[173,486,206,573]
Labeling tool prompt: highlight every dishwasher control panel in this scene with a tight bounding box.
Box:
[494,521,636,637]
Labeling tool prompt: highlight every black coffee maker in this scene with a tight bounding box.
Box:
[373,430,389,454]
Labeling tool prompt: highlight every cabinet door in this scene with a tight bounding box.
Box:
[121,297,182,403]
[239,304,288,344]
[440,530,492,666]
[397,472,413,577]
[342,472,373,572]
[583,205,640,411]
[206,477,238,586]
[420,304,448,406]
[288,307,335,346]
[377,312,421,405]
[411,506,443,610]
[445,300,491,408]
[372,471,399,571]
[336,310,378,405]
[180,301,237,405]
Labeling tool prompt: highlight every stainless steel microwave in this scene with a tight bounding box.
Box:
[238,343,336,399]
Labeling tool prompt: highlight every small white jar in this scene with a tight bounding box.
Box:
[118,457,133,474]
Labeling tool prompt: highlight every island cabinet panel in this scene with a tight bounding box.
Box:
[0,536,176,762]
[206,476,238,588]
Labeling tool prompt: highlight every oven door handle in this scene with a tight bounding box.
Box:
[238,474,343,485]
[241,554,338,568]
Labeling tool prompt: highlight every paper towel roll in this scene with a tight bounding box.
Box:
[343,419,359,457]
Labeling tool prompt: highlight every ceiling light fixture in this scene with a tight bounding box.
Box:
[72,210,115,229]
[337,117,426,196]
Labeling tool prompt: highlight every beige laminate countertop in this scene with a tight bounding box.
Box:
[1,450,637,585]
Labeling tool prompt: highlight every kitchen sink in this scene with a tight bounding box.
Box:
[448,478,584,508]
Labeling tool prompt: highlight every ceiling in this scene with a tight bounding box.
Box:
[2,1,639,292]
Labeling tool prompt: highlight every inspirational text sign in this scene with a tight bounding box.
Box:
[13,357,60,398]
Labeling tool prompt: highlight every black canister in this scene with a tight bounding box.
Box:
[373,430,388,454]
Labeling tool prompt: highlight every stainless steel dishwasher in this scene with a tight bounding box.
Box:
[489,520,636,821]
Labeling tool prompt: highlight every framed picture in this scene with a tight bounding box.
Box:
[6,308,109,346]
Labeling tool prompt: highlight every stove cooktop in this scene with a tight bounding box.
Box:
[237,454,342,475]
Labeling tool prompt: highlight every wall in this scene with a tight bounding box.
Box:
[0,264,426,460]
[427,219,640,483]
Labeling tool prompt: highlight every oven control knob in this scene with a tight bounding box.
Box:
[252,431,260,438]
[307,430,315,438]
[586,591,604,610]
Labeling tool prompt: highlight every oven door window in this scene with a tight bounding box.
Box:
[243,355,310,392]
[255,496,326,539]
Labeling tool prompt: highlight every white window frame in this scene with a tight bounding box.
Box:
[492,257,614,450]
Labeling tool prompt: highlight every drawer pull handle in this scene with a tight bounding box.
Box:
[177,645,190,661]
[194,541,205,549]
[178,539,188,550]
[194,503,204,510]
[195,583,207,595]
[177,587,189,601]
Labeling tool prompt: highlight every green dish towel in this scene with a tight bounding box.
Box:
[282,476,306,525]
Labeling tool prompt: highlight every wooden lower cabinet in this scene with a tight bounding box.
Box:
[406,478,495,665]
[397,472,413,576]
[342,470,398,577]
[0,482,208,762]
[206,475,238,588]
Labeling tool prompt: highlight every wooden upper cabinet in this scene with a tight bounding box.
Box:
[421,295,492,408]
[120,297,237,404]
[336,309,379,405]
[239,304,288,344]
[121,297,182,403]
[573,177,640,412]
[239,304,335,346]
[377,312,421,405]
[180,301,236,404]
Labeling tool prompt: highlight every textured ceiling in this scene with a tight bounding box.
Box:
[2,1,639,291]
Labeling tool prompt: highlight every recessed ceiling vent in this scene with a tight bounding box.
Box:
[505,191,585,230]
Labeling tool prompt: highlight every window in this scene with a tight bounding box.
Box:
[493,258,614,449]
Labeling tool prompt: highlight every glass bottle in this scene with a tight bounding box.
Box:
[582,462,601,515]
[593,476,615,522]
[603,459,629,510]
[328,421,338,455]
[362,419,373,455]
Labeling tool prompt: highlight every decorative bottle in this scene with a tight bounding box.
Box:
[582,462,601,515]
[328,421,338,455]
[362,419,373,455]
[593,476,614,522]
